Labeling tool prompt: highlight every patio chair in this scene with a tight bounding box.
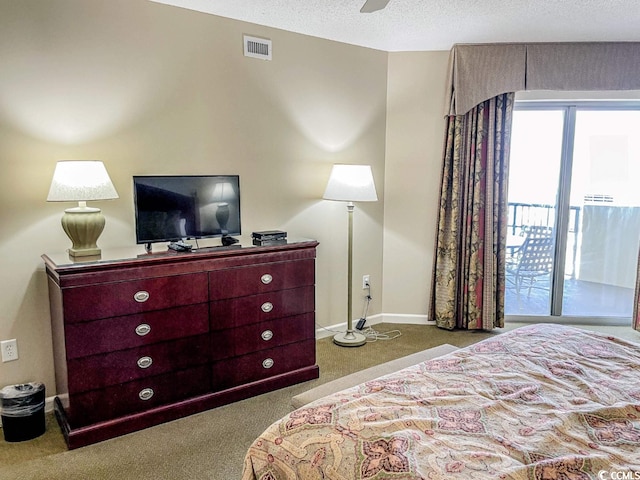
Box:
[506,226,555,297]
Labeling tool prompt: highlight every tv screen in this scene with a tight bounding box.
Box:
[133,175,241,244]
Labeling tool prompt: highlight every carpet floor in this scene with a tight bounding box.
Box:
[1,322,637,479]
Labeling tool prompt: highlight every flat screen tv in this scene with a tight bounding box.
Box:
[133,175,241,246]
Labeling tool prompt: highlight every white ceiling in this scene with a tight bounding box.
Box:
[150,0,640,52]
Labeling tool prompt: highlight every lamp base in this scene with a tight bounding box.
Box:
[68,246,102,258]
[61,207,105,258]
[333,330,366,347]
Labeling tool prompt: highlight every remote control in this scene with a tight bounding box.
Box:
[168,241,192,252]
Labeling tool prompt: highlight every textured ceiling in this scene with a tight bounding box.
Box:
[150,0,640,52]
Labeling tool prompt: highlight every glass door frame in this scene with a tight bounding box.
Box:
[507,100,640,326]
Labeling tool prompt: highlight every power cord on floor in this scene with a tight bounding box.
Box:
[315,282,402,342]
[362,325,402,342]
[315,323,345,334]
[357,283,402,342]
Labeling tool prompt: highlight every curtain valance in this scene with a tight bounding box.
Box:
[445,42,640,116]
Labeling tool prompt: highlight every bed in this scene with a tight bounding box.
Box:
[242,324,640,479]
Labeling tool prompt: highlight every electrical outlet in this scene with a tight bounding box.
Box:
[1,339,18,362]
[362,275,370,289]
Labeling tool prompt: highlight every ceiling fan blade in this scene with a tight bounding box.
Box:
[360,0,391,13]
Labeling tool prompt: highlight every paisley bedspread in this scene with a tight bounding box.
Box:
[242,324,640,479]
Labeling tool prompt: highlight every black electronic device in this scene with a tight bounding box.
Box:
[133,175,241,247]
[252,238,287,247]
[252,230,287,246]
[252,230,287,240]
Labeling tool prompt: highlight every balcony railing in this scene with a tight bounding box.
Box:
[506,202,639,318]
[507,202,581,277]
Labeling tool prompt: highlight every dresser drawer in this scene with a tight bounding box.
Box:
[64,303,209,359]
[63,272,208,323]
[210,286,314,330]
[210,313,314,361]
[68,365,211,427]
[211,339,316,391]
[67,335,210,393]
[209,259,315,300]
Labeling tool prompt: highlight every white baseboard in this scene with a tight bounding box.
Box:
[315,313,434,339]
[381,313,434,325]
[45,395,55,413]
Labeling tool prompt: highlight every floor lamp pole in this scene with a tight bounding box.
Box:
[333,202,367,347]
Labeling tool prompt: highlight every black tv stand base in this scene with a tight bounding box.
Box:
[221,235,239,246]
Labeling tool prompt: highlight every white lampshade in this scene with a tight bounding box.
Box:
[47,161,119,202]
[323,164,378,202]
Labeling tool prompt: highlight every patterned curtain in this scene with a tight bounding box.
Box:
[430,93,515,330]
[634,249,640,331]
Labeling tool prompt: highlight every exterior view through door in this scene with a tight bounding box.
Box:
[505,104,640,323]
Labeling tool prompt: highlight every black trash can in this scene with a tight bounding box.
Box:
[0,383,46,442]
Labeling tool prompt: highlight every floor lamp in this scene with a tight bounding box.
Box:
[323,164,378,347]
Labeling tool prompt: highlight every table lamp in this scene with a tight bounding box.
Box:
[323,164,378,347]
[47,160,119,257]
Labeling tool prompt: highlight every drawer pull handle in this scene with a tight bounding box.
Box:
[261,302,274,313]
[261,274,273,285]
[135,324,151,336]
[262,358,274,369]
[261,330,274,341]
[134,291,150,303]
[137,356,153,369]
[138,388,154,401]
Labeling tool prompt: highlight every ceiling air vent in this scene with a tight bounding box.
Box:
[244,35,272,61]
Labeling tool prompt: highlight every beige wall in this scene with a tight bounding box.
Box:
[382,51,449,321]
[0,1,389,392]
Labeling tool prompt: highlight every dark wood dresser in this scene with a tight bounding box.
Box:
[42,239,319,449]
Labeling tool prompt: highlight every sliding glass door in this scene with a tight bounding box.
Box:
[505,103,640,321]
